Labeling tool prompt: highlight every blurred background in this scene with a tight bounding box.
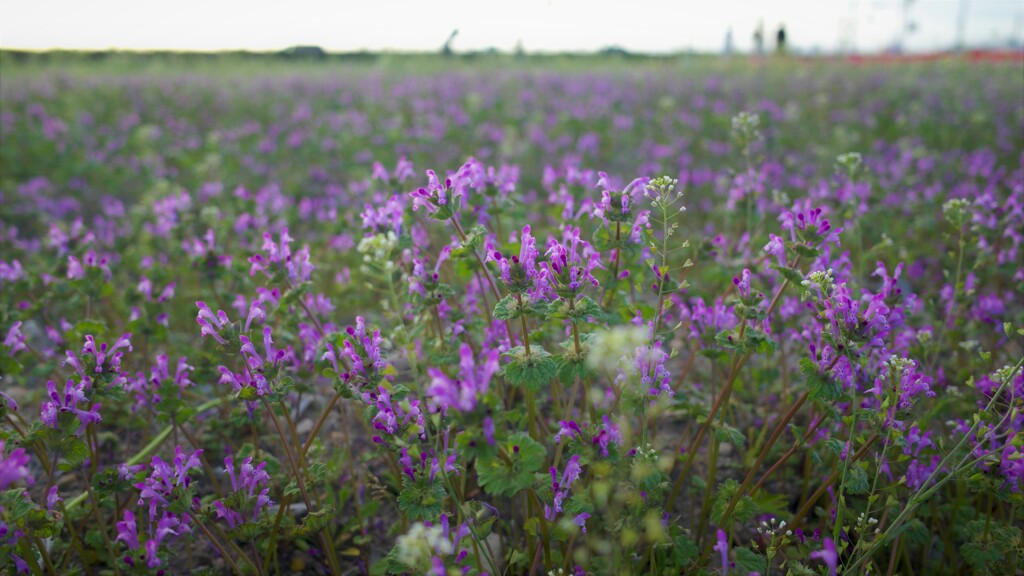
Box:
[2,0,1022,58]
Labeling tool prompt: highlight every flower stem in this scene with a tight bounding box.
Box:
[193,514,245,576]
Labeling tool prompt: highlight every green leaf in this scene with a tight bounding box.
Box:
[493,294,522,320]
[714,423,745,448]
[785,561,818,576]
[58,435,89,471]
[92,467,137,497]
[742,329,776,354]
[592,225,614,251]
[770,263,806,291]
[70,319,109,341]
[476,432,546,497]
[571,296,603,322]
[294,505,336,536]
[227,521,264,540]
[735,547,766,574]
[714,329,740,350]
[843,465,869,495]
[671,534,699,565]
[0,354,23,377]
[397,477,446,521]
[501,346,557,391]
[546,296,602,323]
[710,480,757,524]
[463,500,499,538]
[237,386,259,401]
[960,541,1005,569]
[557,356,593,384]
[450,224,486,257]
[791,244,820,259]
[884,517,928,545]
[800,358,843,401]
[823,438,845,457]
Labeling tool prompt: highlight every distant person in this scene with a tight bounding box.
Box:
[753,21,764,55]
[776,24,787,54]
[724,27,734,55]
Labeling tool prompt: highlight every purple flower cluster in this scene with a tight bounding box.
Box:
[40,378,102,435]
[63,333,133,384]
[213,456,273,529]
[126,354,194,412]
[486,225,545,296]
[248,228,314,283]
[542,227,603,297]
[544,454,586,528]
[0,441,32,490]
[553,415,623,457]
[117,445,202,568]
[426,343,499,413]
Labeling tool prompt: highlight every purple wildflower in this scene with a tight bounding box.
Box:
[41,379,102,435]
[486,225,546,296]
[134,445,203,523]
[196,301,231,345]
[714,529,729,574]
[542,227,603,296]
[426,343,499,413]
[810,537,838,576]
[763,234,787,267]
[0,440,33,489]
[544,455,583,521]
[3,322,26,357]
[779,206,841,247]
[248,228,314,283]
[213,456,273,528]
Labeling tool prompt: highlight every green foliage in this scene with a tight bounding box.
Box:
[294,505,337,536]
[800,358,844,401]
[397,477,446,521]
[710,480,757,524]
[57,435,89,471]
[735,547,766,574]
[842,464,869,495]
[493,294,547,320]
[501,346,557,391]
[450,224,486,257]
[476,433,546,497]
[713,423,745,448]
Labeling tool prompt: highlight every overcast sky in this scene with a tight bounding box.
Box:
[1,0,1022,54]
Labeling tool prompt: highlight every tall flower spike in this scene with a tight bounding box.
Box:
[486,225,545,296]
[544,454,583,521]
[215,456,273,528]
[810,537,838,576]
[780,206,841,247]
[409,168,463,219]
[82,333,133,374]
[196,301,230,345]
[543,227,603,296]
[41,378,102,435]
[593,172,648,223]
[0,440,33,490]
[426,343,500,413]
[714,529,729,575]
[764,233,787,267]
[3,322,26,357]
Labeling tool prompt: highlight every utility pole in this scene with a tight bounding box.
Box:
[899,0,915,53]
[955,0,969,51]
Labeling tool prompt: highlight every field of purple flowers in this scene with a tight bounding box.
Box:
[1,58,1022,575]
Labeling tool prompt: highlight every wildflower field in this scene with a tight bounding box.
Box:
[0,55,1022,575]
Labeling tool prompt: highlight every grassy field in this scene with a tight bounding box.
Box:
[1,53,1022,575]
